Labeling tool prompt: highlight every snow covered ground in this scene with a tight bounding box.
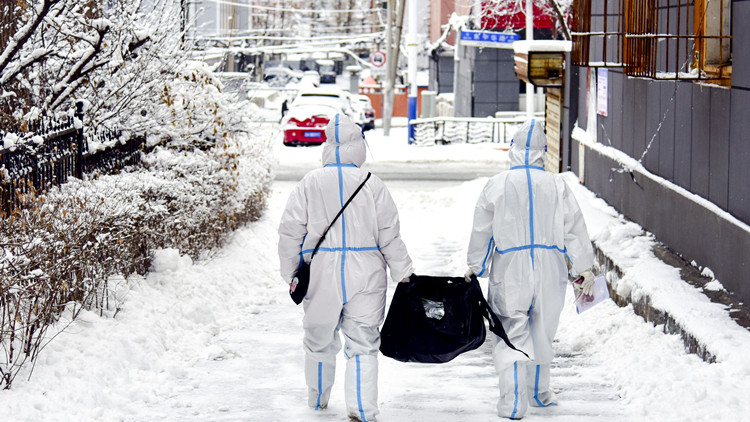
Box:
[2,125,749,421]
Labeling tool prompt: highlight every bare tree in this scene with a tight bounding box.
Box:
[0,0,186,131]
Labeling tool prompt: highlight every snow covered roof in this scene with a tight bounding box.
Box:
[361,76,379,87]
[512,40,572,54]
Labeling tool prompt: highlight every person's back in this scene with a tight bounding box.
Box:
[278,114,413,422]
[486,170,566,263]
[467,119,594,419]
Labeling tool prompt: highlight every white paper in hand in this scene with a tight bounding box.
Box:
[575,274,609,314]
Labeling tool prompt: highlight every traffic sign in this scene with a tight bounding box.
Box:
[370,50,386,67]
[459,30,519,49]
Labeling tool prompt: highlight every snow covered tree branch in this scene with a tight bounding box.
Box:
[49,23,111,109]
[476,0,572,40]
[0,0,190,133]
[0,0,59,79]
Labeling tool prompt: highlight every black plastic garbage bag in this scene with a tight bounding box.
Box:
[380,274,528,364]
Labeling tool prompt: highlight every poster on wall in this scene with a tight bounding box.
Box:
[586,68,596,135]
[597,69,608,116]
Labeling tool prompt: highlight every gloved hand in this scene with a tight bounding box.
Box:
[573,269,596,297]
[400,273,415,283]
[464,268,475,283]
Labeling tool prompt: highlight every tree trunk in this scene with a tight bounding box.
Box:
[383,0,406,136]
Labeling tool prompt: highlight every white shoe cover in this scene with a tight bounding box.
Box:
[497,361,528,419]
[345,354,379,422]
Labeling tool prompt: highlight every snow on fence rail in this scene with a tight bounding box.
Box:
[410,112,544,146]
[0,102,146,217]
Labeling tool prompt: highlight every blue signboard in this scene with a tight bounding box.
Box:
[459,30,519,49]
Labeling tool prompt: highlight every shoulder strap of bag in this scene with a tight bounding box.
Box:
[471,276,530,359]
[310,172,372,259]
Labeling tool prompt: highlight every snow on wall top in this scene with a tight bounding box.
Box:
[512,40,572,53]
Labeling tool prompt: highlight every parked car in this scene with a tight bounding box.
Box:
[263,66,302,87]
[317,59,337,84]
[300,70,321,87]
[320,70,337,84]
[281,97,344,146]
[340,91,369,130]
[293,86,358,121]
[355,95,376,131]
[281,87,370,146]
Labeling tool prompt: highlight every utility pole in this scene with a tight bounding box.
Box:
[384,0,406,136]
[407,0,417,144]
[384,0,393,135]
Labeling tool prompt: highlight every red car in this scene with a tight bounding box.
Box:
[281,99,345,146]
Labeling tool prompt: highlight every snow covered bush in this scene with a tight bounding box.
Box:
[0,0,277,389]
[0,131,273,389]
[144,60,262,150]
[0,185,143,389]
[134,134,274,258]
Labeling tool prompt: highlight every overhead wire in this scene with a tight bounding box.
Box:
[195,33,381,42]
[200,0,384,14]
[200,24,384,36]
[187,0,386,64]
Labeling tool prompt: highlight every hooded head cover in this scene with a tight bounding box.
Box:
[509,119,547,168]
[322,113,366,168]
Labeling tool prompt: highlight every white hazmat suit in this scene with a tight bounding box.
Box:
[467,119,594,419]
[278,114,414,422]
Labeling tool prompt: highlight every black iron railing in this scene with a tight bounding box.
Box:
[0,102,146,217]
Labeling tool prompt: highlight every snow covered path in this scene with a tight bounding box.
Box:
[129,180,630,422]
[4,127,750,421]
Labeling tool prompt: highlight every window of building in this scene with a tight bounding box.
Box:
[693,0,732,81]
[571,0,624,68]
[571,0,732,85]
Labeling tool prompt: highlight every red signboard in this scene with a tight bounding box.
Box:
[480,1,557,30]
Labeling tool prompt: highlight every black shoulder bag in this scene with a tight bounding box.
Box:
[290,172,372,305]
[379,274,529,363]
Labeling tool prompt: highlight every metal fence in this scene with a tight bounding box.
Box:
[81,127,145,175]
[0,102,146,217]
[411,112,544,146]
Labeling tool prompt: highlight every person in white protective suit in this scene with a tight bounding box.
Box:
[466,119,596,420]
[278,113,414,422]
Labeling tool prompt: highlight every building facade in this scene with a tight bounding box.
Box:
[564,0,750,305]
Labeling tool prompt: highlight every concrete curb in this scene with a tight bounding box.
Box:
[593,238,750,364]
